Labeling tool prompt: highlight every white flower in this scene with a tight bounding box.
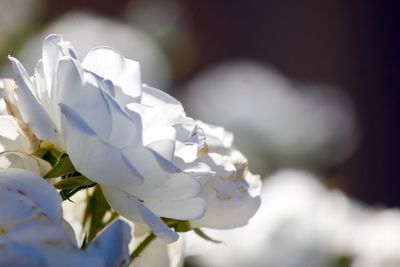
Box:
[0,168,131,267]
[3,34,262,243]
[4,34,208,242]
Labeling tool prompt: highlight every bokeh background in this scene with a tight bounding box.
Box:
[1,0,399,266]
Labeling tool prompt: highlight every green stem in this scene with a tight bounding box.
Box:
[130,233,156,261]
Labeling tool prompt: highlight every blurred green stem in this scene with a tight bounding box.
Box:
[130,233,156,261]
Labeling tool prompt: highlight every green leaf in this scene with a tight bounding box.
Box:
[193,228,223,244]
[54,176,95,190]
[44,155,76,178]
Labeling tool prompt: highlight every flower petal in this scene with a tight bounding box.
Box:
[145,197,206,220]
[56,58,111,139]
[0,168,62,227]
[0,152,52,176]
[42,34,77,94]
[141,85,185,125]
[101,185,178,243]
[0,115,31,151]
[122,146,202,201]
[58,58,141,148]
[8,57,59,142]
[0,236,49,267]
[60,103,143,187]
[86,219,131,267]
[82,47,141,105]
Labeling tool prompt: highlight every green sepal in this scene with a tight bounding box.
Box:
[54,176,95,190]
[193,228,223,244]
[161,218,192,232]
[59,181,97,201]
[175,221,192,232]
[44,155,76,178]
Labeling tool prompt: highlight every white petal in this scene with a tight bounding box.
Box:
[60,103,143,187]
[38,246,105,267]
[0,115,31,151]
[99,85,142,148]
[58,58,141,147]
[42,34,77,94]
[82,47,141,105]
[146,139,175,161]
[145,197,206,220]
[33,60,51,116]
[0,152,52,176]
[0,236,49,267]
[191,170,262,229]
[56,58,111,139]
[126,103,175,147]
[101,185,178,243]
[141,85,185,125]
[0,168,62,227]
[86,219,131,267]
[191,195,261,229]
[122,146,202,201]
[8,57,60,142]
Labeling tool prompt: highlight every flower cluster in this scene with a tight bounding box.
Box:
[0,34,261,265]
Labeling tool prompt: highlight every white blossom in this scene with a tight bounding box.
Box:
[2,34,261,243]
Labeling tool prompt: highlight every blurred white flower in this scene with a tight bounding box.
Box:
[12,11,170,89]
[0,0,43,53]
[181,61,359,174]
[185,170,400,267]
[350,210,400,267]
[0,168,131,267]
